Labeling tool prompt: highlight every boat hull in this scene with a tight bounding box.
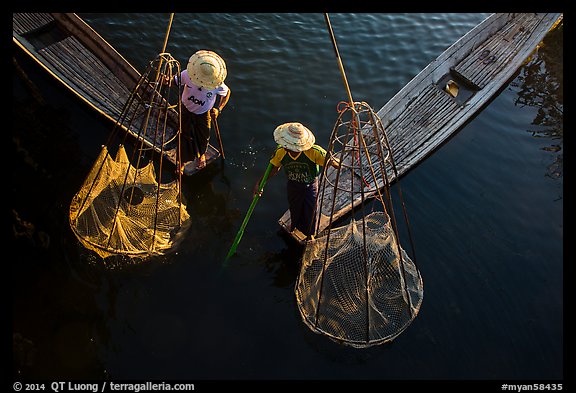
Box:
[278,12,562,243]
[13,12,221,175]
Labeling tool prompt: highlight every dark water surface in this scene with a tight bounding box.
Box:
[12,13,563,382]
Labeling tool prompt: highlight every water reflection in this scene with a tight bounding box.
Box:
[261,243,304,289]
[12,90,104,378]
[511,22,563,179]
[180,170,242,259]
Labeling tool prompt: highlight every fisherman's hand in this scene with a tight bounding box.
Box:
[329,154,341,169]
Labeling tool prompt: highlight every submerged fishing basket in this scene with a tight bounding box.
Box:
[295,101,424,347]
[69,53,189,259]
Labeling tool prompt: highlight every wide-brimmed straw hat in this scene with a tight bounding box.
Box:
[273,122,316,152]
[186,50,227,90]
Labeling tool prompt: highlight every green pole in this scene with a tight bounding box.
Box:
[224,162,274,264]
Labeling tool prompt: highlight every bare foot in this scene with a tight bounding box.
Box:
[196,154,206,169]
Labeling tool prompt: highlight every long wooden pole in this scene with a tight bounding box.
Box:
[212,112,226,160]
[224,162,274,264]
[161,13,174,53]
[324,13,354,106]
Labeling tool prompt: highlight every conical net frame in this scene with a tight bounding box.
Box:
[69,53,189,259]
[296,102,424,347]
[296,212,423,347]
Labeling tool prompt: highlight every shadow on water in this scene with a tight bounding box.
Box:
[12,77,107,377]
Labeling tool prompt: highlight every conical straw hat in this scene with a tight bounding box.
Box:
[273,122,316,152]
[186,50,227,90]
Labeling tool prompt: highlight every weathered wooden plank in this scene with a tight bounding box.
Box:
[37,36,182,163]
[54,36,128,103]
[387,85,458,156]
[454,14,531,72]
[66,36,130,101]
[473,16,542,88]
[39,39,126,116]
[453,13,543,89]
[42,36,179,149]
[13,13,54,36]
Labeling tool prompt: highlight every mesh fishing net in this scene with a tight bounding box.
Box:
[69,53,189,259]
[296,101,423,347]
[296,212,423,347]
[69,145,189,258]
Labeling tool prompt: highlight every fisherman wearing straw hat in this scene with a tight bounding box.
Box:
[175,50,231,173]
[254,122,339,239]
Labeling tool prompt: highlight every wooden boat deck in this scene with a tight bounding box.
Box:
[453,13,544,90]
[279,12,562,243]
[13,12,220,175]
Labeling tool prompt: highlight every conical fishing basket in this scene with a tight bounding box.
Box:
[296,101,424,347]
[69,53,189,259]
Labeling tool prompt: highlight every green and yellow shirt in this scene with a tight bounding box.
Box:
[270,145,328,184]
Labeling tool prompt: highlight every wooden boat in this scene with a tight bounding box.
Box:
[12,12,221,175]
[279,12,563,243]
